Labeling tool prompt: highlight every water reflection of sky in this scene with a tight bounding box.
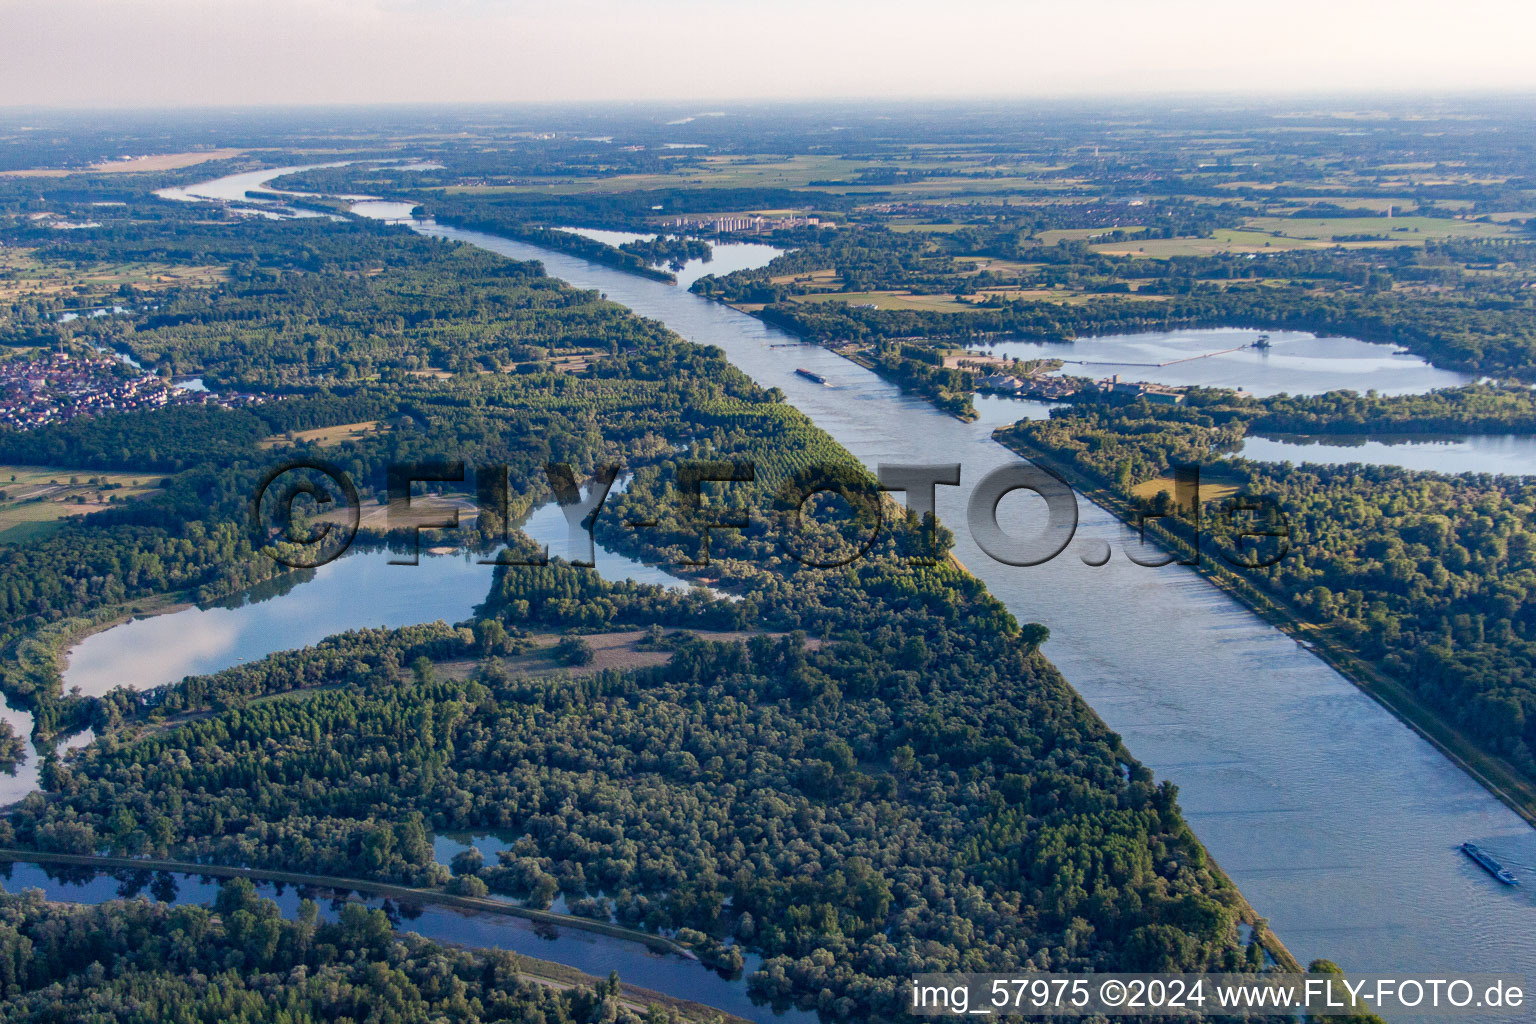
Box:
[121,175,1536,991]
[519,496,698,591]
[62,550,496,697]
[63,496,704,699]
[1239,432,1536,476]
[350,200,418,222]
[434,831,516,867]
[970,393,1054,428]
[0,862,818,1024]
[983,328,1472,397]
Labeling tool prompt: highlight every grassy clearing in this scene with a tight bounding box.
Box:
[0,520,64,545]
[0,150,245,177]
[1035,227,1152,245]
[426,629,786,687]
[545,351,602,373]
[258,420,379,449]
[444,154,887,195]
[792,290,976,312]
[793,286,1165,310]
[0,248,227,303]
[1093,230,1316,258]
[1267,196,1425,214]
[1131,474,1241,504]
[973,287,1062,301]
[85,149,246,173]
[0,465,162,542]
[982,287,1166,305]
[1086,221,1493,258]
[1242,214,1517,242]
[440,153,1085,202]
[886,222,971,233]
[954,257,1041,273]
[769,267,837,286]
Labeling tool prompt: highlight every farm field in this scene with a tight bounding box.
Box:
[0,149,245,176]
[0,248,227,303]
[258,420,379,449]
[791,289,977,312]
[0,465,161,542]
[1242,214,1518,242]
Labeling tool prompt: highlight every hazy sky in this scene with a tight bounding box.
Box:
[6,0,1536,107]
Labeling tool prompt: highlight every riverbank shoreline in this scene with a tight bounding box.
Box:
[0,848,751,1024]
[418,219,1379,975]
[0,848,693,954]
[947,547,1304,973]
[997,431,1536,831]
[0,590,196,757]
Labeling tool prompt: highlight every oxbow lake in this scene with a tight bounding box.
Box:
[61,495,702,697]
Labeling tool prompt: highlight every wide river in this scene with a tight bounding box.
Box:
[20,170,1535,1021]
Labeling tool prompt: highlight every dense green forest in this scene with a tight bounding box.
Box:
[24,218,680,386]
[0,721,21,775]
[620,235,712,271]
[413,189,848,235]
[0,202,750,734]
[8,101,1530,1016]
[8,593,1265,1016]
[997,389,1536,793]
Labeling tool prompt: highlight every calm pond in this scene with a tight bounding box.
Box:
[61,496,701,697]
[1238,432,1536,476]
[0,860,816,1024]
[981,327,1473,397]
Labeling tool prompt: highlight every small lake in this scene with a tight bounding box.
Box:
[980,328,1473,397]
[0,860,818,1024]
[970,393,1054,428]
[61,549,494,698]
[434,830,517,867]
[520,496,700,591]
[0,709,90,808]
[1238,433,1536,476]
[351,200,419,223]
[61,498,702,698]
